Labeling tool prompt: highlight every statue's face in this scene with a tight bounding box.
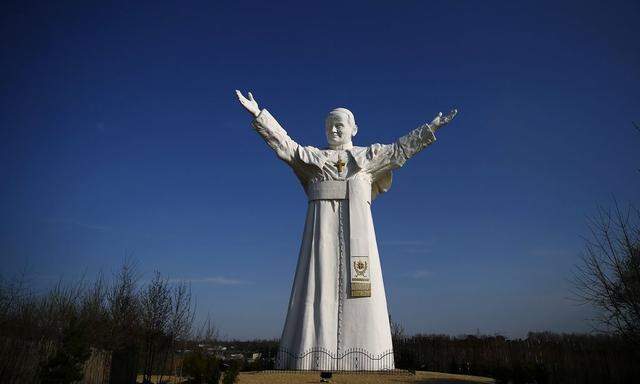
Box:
[325,112,355,147]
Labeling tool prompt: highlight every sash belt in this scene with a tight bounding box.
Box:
[307,180,348,201]
[306,180,371,298]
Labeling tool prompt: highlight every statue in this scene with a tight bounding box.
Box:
[236,90,458,370]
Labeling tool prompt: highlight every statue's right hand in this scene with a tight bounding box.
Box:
[429,109,458,131]
[235,90,261,117]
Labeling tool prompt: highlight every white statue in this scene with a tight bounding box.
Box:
[236,90,457,370]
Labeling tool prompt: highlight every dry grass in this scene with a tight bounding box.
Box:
[238,370,495,384]
[136,374,187,383]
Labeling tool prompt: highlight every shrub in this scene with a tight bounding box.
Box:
[222,360,240,384]
[182,351,221,384]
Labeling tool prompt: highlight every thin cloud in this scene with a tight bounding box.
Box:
[381,240,430,246]
[403,248,433,255]
[170,276,250,285]
[41,217,166,241]
[42,218,111,232]
[408,269,433,279]
[529,249,574,258]
[380,239,434,254]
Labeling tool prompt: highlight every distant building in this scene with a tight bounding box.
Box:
[248,353,262,362]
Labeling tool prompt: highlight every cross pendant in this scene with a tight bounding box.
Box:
[335,158,346,174]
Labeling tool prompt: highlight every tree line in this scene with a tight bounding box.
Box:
[392,332,639,384]
[0,260,211,384]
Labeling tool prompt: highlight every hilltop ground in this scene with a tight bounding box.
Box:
[137,371,495,384]
[237,370,495,384]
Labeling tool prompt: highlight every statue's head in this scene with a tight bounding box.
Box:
[325,108,358,148]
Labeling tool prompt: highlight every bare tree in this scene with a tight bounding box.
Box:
[389,315,406,342]
[140,271,171,382]
[572,202,640,343]
[139,273,196,383]
[193,314,219,344]
[107,260,141,384]
[158,280,194,384]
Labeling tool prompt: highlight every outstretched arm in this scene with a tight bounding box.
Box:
[397,109,458,160]
[366,109,458,177]
[235,90,300,164]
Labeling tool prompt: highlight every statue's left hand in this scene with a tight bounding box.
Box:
[429,109,458,131]
[235,90,261,117]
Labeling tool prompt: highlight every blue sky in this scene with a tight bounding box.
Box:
[1,0,639,339]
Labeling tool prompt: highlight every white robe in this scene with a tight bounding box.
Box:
[252,109,436,370]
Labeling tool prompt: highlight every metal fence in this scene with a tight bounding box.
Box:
[274,347,396,372]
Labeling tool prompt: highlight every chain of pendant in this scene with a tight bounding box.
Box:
[336,198,345,360]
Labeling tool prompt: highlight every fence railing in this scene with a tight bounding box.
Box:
[274,347,395,371]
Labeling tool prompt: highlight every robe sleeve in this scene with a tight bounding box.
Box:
[252,109,328,178]
[365,122,437,177]
[252,109,300,164]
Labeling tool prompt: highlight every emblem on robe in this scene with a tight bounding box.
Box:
[353,260,368,277]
